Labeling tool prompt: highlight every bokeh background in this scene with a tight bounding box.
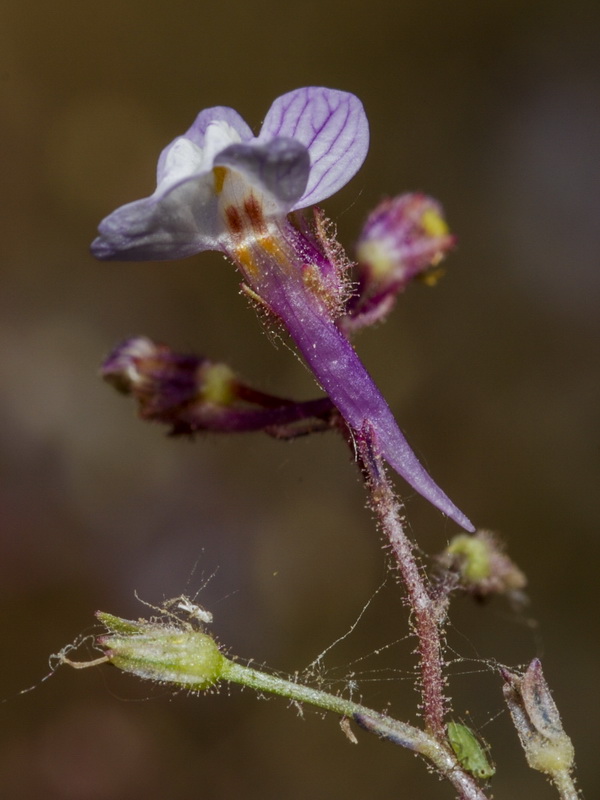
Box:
[1,1,599,797]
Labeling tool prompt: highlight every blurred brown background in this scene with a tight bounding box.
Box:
[1,1,599,797]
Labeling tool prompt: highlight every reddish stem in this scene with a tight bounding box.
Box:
[356,426,447,740]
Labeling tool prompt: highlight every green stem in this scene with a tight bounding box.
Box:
[68,613,491,800]
[223,659,406,722]
[551,771,580,800]
[221,660,490,800]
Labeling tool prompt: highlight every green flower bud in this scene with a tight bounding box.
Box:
[446,535,492,583]
[440,530,527,600]
[97,611,226,690]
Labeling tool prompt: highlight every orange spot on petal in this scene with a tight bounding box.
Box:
[213,166,227,195]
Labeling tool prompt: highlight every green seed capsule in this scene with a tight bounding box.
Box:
[447,721,495,780]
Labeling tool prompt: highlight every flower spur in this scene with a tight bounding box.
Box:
[92,87,474,531]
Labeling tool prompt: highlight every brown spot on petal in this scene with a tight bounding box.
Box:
[244,194,267,235]
[225,206,244,235]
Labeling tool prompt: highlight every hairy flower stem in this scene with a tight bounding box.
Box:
[66,622,488,800]
[221,662,489,800]
[356,426,447,741]
[551,773,580,800]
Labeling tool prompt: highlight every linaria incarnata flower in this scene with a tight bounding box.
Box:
[92,87,473,531]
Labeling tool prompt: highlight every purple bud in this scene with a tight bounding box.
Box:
[101,336,236,429]
[101,336,336,436]
[345,194,456,331]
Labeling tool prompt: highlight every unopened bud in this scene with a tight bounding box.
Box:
[101,337,238,431]
[345,194,455,330]
[101,336,336,437]
[439,530,527,600]
[502,659,575,778]
[357,193,454,282]
[96,611,226,690]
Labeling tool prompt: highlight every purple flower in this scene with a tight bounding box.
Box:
[91,87,368,261]
[92,87,473,531]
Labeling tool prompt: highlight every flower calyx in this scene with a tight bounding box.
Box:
[502,659,576,781]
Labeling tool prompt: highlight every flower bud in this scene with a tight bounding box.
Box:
[101,336,336,437]
[344,194,456,330]
[502,659,575,777]
[101,336,236,420]
[357,193,454,284]
[96,611,226,690]
[438,530,527,600]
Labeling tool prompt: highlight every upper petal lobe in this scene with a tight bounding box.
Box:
[259,87,369,208]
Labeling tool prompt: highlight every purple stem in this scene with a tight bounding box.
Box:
[170,397,335,435]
